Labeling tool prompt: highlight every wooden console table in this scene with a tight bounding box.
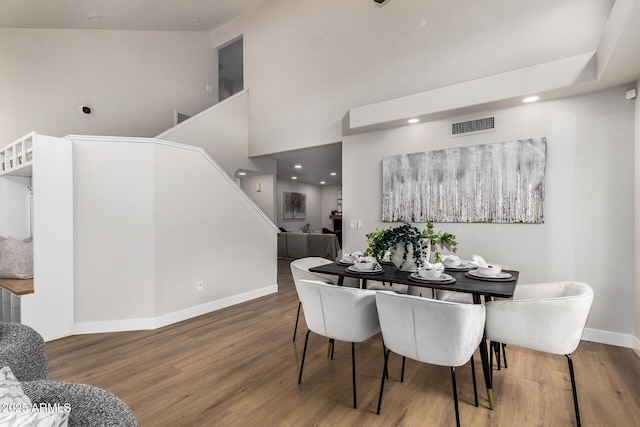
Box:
[0,278,34,295]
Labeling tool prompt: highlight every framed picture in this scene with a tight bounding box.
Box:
[382,138,546,223]
[283,191,306,220]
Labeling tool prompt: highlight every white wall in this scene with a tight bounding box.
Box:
[0,176,30,239]
[343,87,634,346]
[635,80,640,356]
[209,0,611,156]
[153,144,277,318]
[240,173,275,221]
[72,136,278,333]
[0,29,217,145]
[157,91,276,182]
[73,140,157,323]
[321,185,341,231]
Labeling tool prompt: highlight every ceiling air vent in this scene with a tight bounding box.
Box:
[451,116,495,136]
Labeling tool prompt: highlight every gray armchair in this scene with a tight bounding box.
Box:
[0,322,138,427]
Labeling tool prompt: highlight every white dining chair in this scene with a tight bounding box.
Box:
[485,281,593,427]
[290,257,337,342]
[375,291,485,427]
[435,260,510,369]
[295,279,380,409]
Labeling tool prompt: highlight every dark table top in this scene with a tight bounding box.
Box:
[309,262,519,299]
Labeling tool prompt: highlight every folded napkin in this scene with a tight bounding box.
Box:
[342,251,363,262]
[469,254,488,268]
[382,250,392,262]
[441,255,461,266]
[423,261,444,271]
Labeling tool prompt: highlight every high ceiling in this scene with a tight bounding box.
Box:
[0,0,273,31]
[265,143,342,187]
[2,0,637,187]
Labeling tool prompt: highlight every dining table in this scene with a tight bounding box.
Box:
[309,260,519,410]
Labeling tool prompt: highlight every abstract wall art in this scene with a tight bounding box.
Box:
[382,138,546,223]
[283,191,306,220]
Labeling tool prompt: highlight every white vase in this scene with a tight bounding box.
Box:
[390,240,430,272]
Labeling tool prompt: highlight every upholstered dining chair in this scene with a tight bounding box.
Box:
[295,279,380,409]
[435,260,510,370]
[375,291,485,427]
[485,281,593,427]
[290,257,337,342]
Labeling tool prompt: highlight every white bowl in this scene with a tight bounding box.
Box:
[477,265,502,276]
[353,260,376,271]
[417,267,443,279]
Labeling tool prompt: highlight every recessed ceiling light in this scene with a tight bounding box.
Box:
[320,181,326,185]
[294,164,302,169]
[330,172,337,176]
[291,176,297,180]
[522,96,539,103]
[86,14,102,21]
[408,118,420,124]
[238,172,246,176]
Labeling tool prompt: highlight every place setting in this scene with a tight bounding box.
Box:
[441,255,476,271]
[337,251,362,266]
[464,254,515,281]
[408,262,456,284]
[345,256,385,275]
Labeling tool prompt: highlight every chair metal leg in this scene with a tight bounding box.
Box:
[330,338,335,359]
[381,338,389,379]
[471,355,478,407]
[351,342,357,409]
[489,340,495,372]
[566,354,582,427]
[298,330,311,384]
[401,356,406,382]
[495,342,501,370]
[502,343,507,368]
[377,347,391,415]
[293,301,301,342]
[450,367,461,427]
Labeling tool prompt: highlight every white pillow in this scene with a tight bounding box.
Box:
[0,411,69,427]
[0,366,31,409]
[0,237,33,279]
[0,367,69,427]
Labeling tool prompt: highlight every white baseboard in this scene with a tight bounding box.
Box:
[582,327,635,348]
[634,336,640,358]
[71,285,278,336]
[154,285,278,329]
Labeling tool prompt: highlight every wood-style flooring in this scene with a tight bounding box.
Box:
[46,259,640,426]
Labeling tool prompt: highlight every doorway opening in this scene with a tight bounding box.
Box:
[218,37,243,102]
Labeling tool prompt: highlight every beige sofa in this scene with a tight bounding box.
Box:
[277,232,341,260]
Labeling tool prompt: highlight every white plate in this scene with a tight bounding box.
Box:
[347,265,383,273]
[444,263,475,271]
[467,270,512,279]
[410,272,454,282]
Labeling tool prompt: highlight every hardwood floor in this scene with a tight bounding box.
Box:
[47,259,640,426]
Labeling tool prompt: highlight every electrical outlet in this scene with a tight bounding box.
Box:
[196,281,204,292]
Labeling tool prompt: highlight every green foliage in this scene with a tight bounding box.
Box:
[364,221,458,268]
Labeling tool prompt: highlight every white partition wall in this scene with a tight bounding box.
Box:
[71,136,278,334]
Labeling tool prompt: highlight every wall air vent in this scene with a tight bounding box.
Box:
[451,116,495,136]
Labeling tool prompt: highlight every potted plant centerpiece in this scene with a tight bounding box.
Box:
[364,222,457,271]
